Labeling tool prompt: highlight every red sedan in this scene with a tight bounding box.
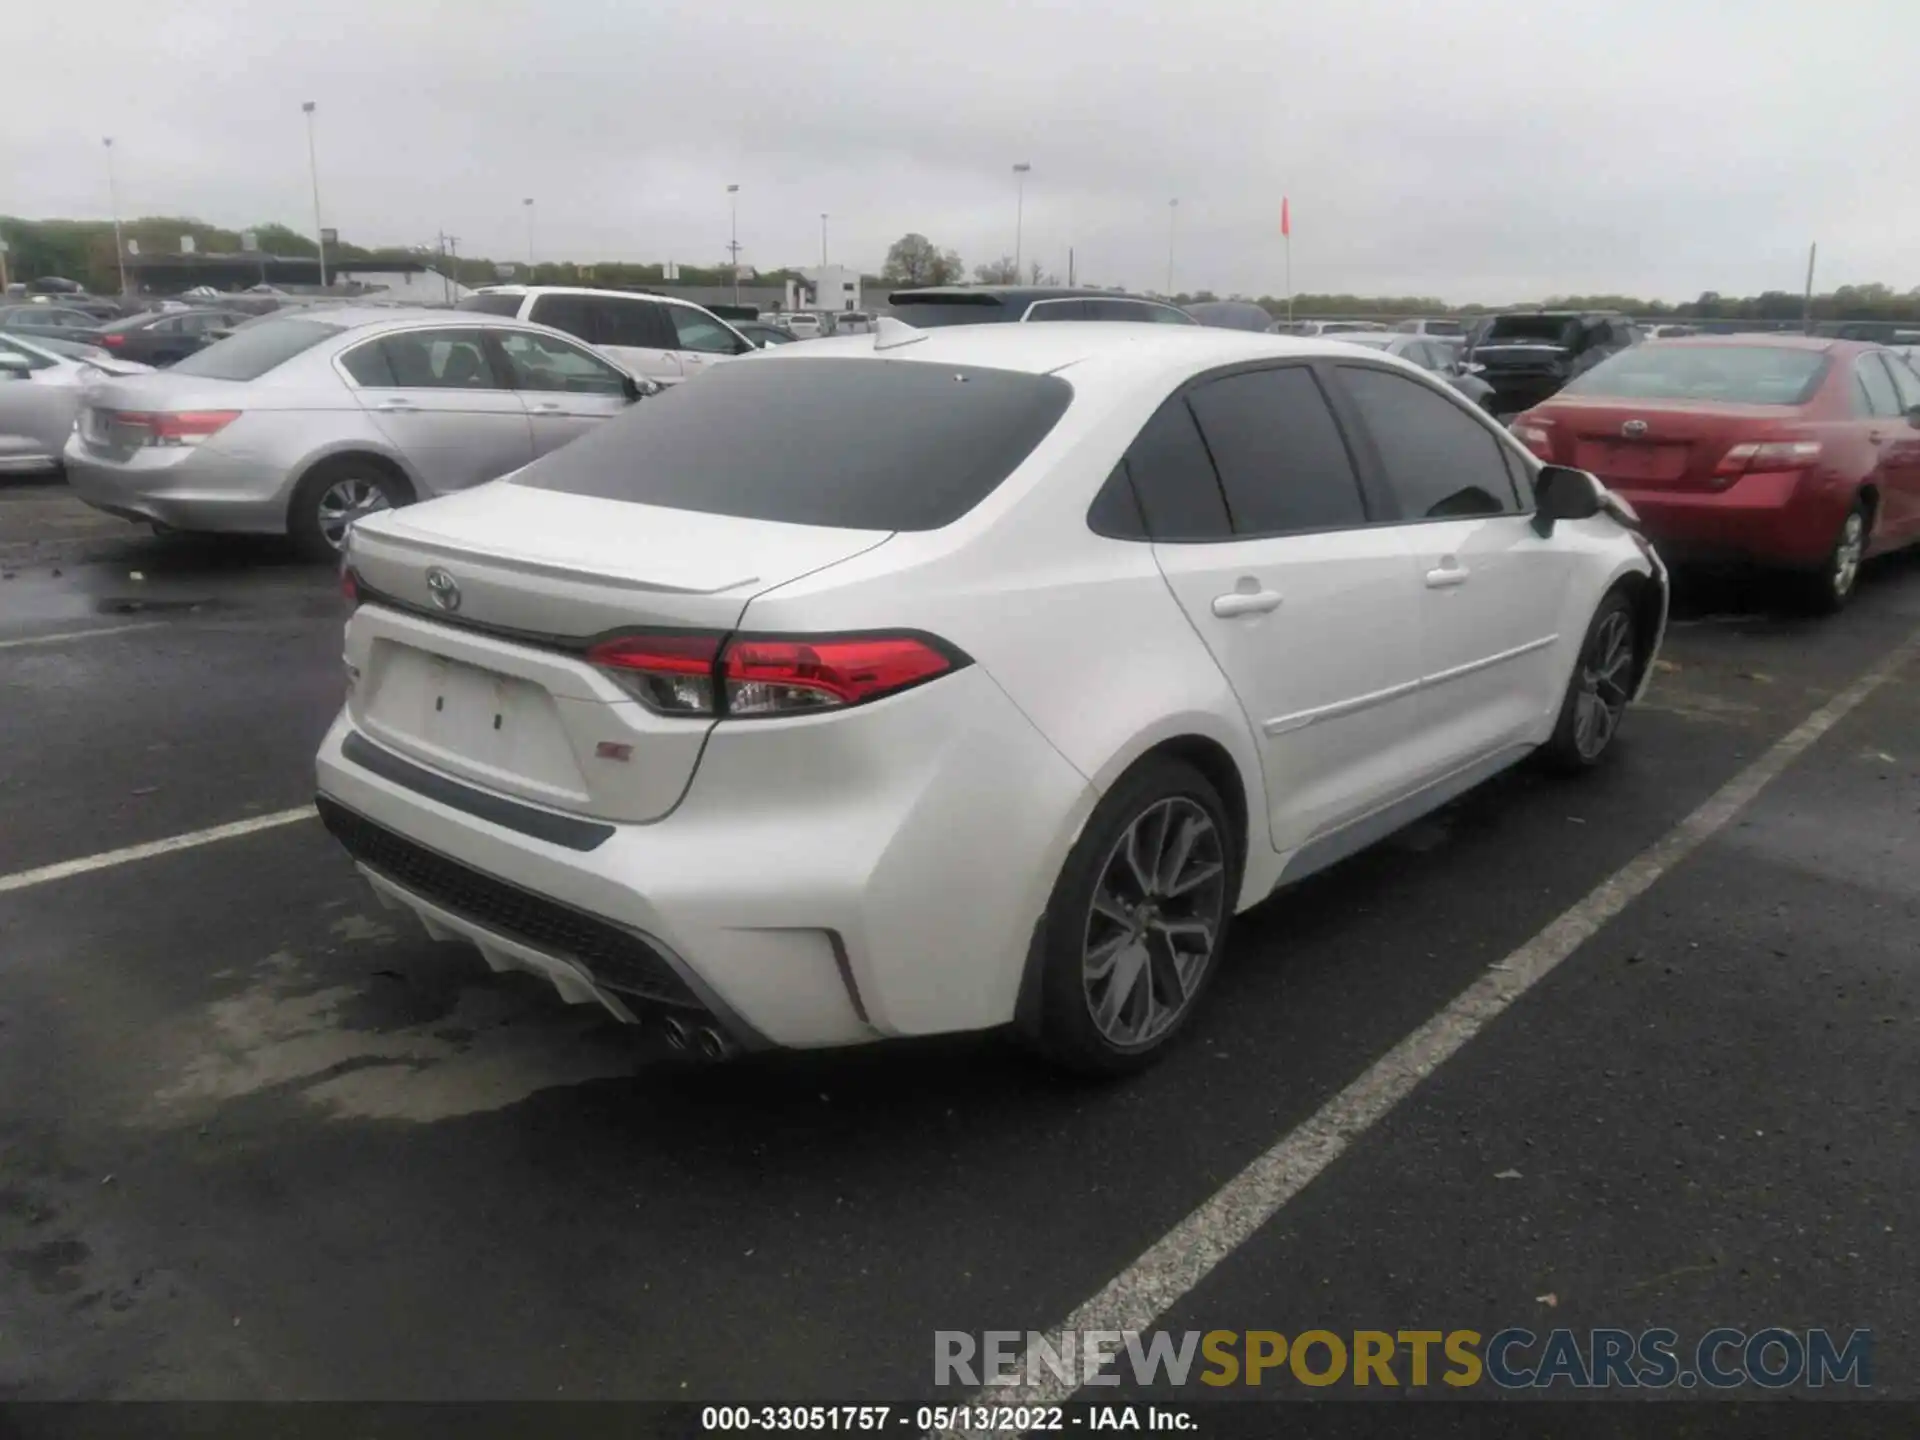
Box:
[1512,336,1920,610]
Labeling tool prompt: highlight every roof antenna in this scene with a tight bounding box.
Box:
[874,316,927,351]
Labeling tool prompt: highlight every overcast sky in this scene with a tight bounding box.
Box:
[9,0,1916,303]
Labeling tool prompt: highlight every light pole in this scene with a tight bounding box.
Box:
[523,197,535,272]
[1012,162,1032,278]
[301,102,327,288]
[820,212,829,268]
[102,138,128,296]
[1166,198,1178,297]
[726,183,741,304]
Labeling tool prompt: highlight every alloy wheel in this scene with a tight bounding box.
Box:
[316,477,391,551]
[1081,796,1227,1048]
[1574,609,1634,761]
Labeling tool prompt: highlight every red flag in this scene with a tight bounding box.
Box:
[1281,196,1291,238]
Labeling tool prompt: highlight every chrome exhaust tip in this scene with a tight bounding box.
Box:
[661,1015,692,1052]
[696,1026,737,1062]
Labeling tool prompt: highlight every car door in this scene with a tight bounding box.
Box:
[1855,352,1920,542]
[593,296,687,385]
[663,304,749,379]
[1878,352,1920,540]
[339,325,534,496]
[1330,361,1575,766]
[1139,364,1430,860]
[491,326,634,456]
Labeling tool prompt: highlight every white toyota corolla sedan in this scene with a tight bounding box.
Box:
[316,320,1666,1072]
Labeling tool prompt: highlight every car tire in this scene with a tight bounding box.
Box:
[289,458,410,562]
[1792,500,1869,616]
[1026,757,1237,1076]
[1540,588,1638,773]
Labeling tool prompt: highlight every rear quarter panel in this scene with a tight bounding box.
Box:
[737,374,1282,909]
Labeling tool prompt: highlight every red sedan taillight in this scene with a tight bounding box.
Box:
[1510,418,1555,460]
[585,631,965,718]
[1715,440,1821,479]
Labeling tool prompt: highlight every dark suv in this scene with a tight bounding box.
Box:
[1469,311,1640,416]
[882,286,1195,327]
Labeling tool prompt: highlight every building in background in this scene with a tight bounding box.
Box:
[790,265,861,313]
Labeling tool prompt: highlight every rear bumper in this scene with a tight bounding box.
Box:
[1615,470,1842,569]
[62,434,295,533]
[313,667,1095,1049]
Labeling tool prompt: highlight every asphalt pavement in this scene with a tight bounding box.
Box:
[2,481,1916,1420]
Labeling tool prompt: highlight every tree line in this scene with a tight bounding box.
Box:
[7,216,1917,324]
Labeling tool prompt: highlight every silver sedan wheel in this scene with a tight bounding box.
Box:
[1574,608,1634,761]
[315,476,392,551]
[1830,509,1865,600]
[1082,797,1227,1049]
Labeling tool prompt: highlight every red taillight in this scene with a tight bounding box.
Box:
[723,635,956,715]
[340,565,361,606]
[1510,417,1555,460]
[111,410,240,447]
[1715,440,1820,480]
[585,630,963,717]
[98,333,125,347]
[586,632,723,715]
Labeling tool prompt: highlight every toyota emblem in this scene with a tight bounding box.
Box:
[424,567,462,613]
[1621,419,1649,438]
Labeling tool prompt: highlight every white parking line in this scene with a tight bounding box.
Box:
[0,622,168,652]
[961,622,1920,1426]
[0,806,318,897]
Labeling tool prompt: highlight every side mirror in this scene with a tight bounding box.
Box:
[1532,464,1606,537]
[0,353,31,379]
[1906,403,1920,430]
[621,373,660,402]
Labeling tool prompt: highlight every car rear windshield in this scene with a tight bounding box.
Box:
[1561,345,1829,405]
[882,295,1012,327]
[456,294,526,317]
[166,318,344,380]
[513,357,1073,530]
[1483,316,1579,345]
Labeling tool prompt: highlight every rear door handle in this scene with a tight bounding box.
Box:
[1211,589,1284,618]
[1425,565,1470,589]
[533,401,565,412]
[374,400,420,413]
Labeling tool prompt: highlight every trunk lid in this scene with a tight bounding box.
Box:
[1529,395,1811,492]
[343,483,891,823]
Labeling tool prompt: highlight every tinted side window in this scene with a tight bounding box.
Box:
[494,329,627,395]
[528,293,595,342]
[378,329,499,389]
[1121,398,1231,541]
[1025,300,1090,322]
[339,338,398,387]
[1338,365,1518,519]
[1855,355,1903,417]
[1185,367,1366,535]
[595,297,665,349]
[667,307,741,354]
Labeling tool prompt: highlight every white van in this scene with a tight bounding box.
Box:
[456,286,754,385]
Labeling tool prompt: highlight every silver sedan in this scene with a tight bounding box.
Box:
[0,333,153,475]
[62,308,654,557]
